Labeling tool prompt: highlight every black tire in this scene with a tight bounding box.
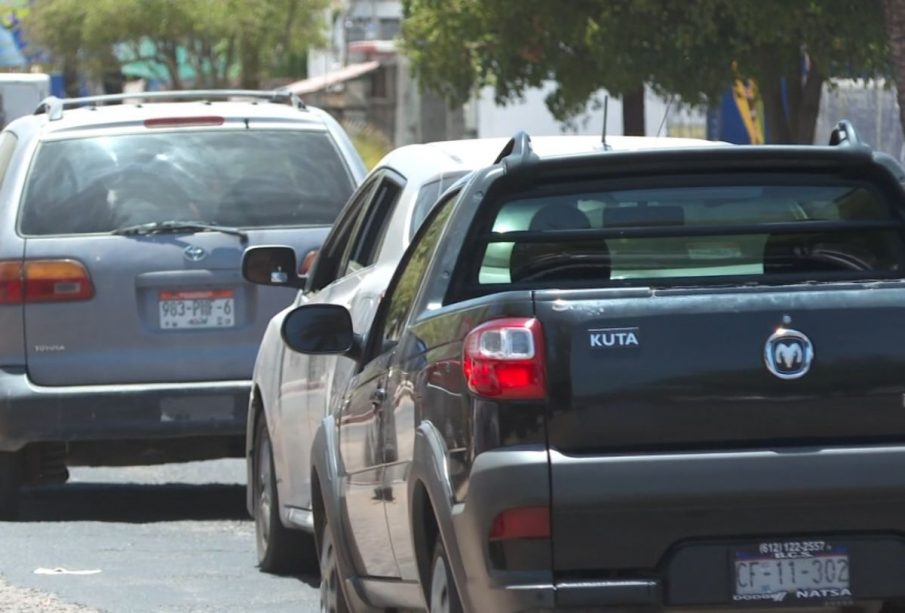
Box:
[253,415,317,574]
[0,451,23,521]
[319,520,350,613]
[428,538,463,613]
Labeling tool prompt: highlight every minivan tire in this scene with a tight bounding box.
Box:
[253,415,317,574]
[429,538,462,613]
[0,451,23,520]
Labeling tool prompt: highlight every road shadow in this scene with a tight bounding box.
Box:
[294,574,320,589]
[14,482,249,523]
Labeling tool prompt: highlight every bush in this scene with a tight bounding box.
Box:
[343,121,392,170]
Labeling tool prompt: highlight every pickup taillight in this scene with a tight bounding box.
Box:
[489,506,551,542]
[0,259,94,304]
[462,318,546,399]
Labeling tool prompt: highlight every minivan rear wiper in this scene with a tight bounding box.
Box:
[113,220,248,243]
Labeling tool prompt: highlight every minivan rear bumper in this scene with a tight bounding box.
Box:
[0,367,249,452]
[454,445,905,611]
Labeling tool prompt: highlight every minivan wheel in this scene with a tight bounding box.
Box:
[319,522,349,613]
[0,451,22,520]
[429,538,462,613]
[253,416,317,574]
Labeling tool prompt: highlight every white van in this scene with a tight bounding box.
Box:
[0,73,50,128]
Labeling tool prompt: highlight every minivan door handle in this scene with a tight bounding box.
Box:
[371,387,387,405]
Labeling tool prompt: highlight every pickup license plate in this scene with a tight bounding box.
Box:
[733,540,850,603]
[159,290,235,330]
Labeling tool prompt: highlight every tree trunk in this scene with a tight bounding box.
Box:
[760,66,822,145]
[62,55,80,98]
[622,86,645,136]
[160,41,183,90]
[885,0,905,142]
[220,38,237,88]
[240,42,262,90]
[761,79,791,144]
[782,58,824,145]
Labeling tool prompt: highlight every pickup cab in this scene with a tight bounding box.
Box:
[285,125,905,612]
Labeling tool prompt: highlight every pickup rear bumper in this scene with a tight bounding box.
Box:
[0,367,249,452]
[452,445,905,611]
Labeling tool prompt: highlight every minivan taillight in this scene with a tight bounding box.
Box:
[463,318,545,399]
[0,260,94,304]
[0,261,22,304]
[25,260,94,302]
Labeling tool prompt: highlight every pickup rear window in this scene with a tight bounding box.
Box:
[19,130,355,235]
[477,181,905,286]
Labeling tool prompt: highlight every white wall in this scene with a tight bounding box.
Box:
[473,82,706,139]
[0,74,49,127]
[815,79,905,160]
[347,0,402,20]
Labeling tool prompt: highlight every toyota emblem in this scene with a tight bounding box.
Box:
[183,245,207,262]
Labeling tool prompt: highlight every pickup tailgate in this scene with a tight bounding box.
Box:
[539,285,905,452]
[537,285,905,572]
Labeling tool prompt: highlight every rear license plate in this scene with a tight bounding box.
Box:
[733,540,851,603]
[159,290,235,330]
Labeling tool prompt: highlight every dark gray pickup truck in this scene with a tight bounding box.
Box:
[281,124,905,612]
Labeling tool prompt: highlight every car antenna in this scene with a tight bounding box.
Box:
[657,95,674,137]
[601,96,612,151]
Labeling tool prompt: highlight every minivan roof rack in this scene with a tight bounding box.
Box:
[829,119,862,147]
[494,131,539,169]
[34,89,305,121]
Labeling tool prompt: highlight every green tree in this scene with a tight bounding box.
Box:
[401,0,888,143]
[25,0,329,90]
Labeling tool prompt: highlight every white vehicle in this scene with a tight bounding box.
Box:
[0,73,50,128]
[240,134,722,574]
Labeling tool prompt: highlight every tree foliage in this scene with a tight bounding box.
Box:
[25,0,329,89]
[401,0,889,143]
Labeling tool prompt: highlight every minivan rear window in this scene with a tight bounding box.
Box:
[19,130,355,235]
[477,181,905,286]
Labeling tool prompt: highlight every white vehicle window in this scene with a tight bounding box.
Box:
[409,171,468,238]
[0,131,18,191]
[340,176,404,276]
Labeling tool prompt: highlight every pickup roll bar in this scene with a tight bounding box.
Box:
[34,89,305,121]
[494,119,866,163]
[494,131,538,169]
[829,119,862,147]
[487,219,902,243]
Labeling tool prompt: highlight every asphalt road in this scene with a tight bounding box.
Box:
[0,460,321,612]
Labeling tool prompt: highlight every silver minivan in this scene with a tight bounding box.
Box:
[0,90,366,519]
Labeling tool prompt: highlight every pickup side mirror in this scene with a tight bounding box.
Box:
[281,303,362,359]
[242,246,306,289]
